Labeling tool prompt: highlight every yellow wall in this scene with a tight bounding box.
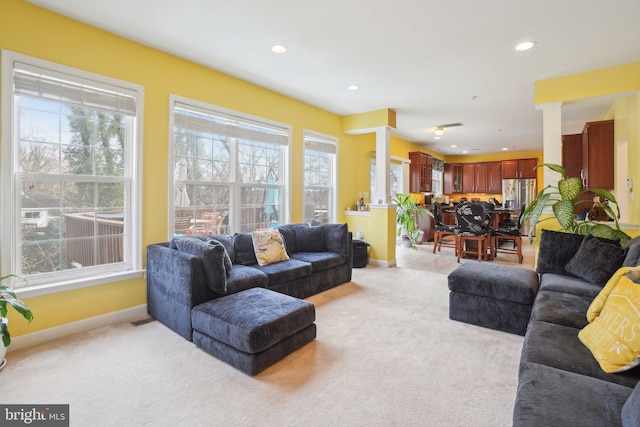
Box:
[1,0,357,336]
[535,63,640,225]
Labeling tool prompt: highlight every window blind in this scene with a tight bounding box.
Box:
[13,61,137,115]
[175,103,288,145]
[304,131,337,154]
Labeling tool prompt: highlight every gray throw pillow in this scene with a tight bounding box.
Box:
[296,226,326,252]
[233,232,258,265]
[536,230,585,275]
[173,237,228,294]
[623,244,640,267]
[564,234,627,285]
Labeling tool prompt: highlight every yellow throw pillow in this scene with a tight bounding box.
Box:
[586,267,630,322]
[251,228,290,266]
[579,274,640,373]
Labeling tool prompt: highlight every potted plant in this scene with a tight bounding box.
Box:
[0,274,33,366]
[392,193,433,249]
[522,163,630,245]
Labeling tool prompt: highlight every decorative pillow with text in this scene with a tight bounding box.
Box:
[579,268,640,373]
[251,228,290,266]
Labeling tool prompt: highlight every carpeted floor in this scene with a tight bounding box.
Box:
[0,243,535,426]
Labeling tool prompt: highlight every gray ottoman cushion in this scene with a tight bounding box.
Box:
[191,287,316,375]
[448,263,539,335]
[192,287,315,354]
[448,263,539,304]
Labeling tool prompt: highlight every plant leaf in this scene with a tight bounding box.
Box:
[552,200,576,231]
[558,177,582,201]
[536,163,566,176]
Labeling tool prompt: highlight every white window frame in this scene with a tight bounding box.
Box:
[302,129,338,223]
[168,95,291,237]
[1,50,144,297]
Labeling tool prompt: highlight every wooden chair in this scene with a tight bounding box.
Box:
[455,202,490,262]
[432,202,458,254]
[491,205,524,263]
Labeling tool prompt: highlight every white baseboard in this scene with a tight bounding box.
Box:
[9,304,149,353]
[368,259,397,268]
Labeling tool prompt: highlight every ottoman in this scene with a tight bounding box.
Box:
[447,263,539,336]
[191,287,316,375]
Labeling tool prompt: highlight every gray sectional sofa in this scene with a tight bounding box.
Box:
[513,230,640,426]
[146,222,352,341]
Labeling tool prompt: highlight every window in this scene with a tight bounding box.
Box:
[170,96,290,236]
[303,130,337,223]
[1,51,143,293]
[370,159,404,201]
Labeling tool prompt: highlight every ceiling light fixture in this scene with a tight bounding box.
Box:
[271,44,287,54]
[434,127,444,136]
[515,41,537,51]
[502,147,508,151]
[435,136,441,140]
[347,85,359,91]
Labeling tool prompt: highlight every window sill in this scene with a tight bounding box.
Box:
[344,210,371,217]
[15,270,146,299]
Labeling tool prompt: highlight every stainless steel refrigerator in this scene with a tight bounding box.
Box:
[502,178,537,235]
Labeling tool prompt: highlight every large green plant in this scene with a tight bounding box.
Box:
[522,163,630,245]
[0,275,33,347]
[392,193,433,249]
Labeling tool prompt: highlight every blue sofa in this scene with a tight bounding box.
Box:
[146,223,352,341]
[513,230,640,426]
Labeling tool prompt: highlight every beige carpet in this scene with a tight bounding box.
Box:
[0,246,529,426]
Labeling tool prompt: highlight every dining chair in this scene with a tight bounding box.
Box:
[432,202,458,254]
[491,204,524,263]
[455,202,490,262]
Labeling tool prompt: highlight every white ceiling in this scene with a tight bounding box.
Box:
[28,0,640,155]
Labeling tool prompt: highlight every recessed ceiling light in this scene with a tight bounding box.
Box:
[435,136,441,140]
[515,41,536,51]
[347,85,359,91]
[462,150,468,154]
[451,145,457,148]
[271,45,287,54]
[502,147,508,151]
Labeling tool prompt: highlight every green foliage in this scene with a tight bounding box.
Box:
[392,193,433,249]
[522,163,630,245]
[0,275,34,348]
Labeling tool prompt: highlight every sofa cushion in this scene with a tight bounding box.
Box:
[277,225,297,254]
[251,228,290,266]
[579,272,640,373]
[513,362,633,427]
[564,234,627,285]
[522,320,640,388]
[253,259,312,286]
[296,226,326,252]
[172,237,228,294]
[225,264,269,295]
[529,290,592,329]
[290,252,345,272]
[536,229,585,275]
[233,232,258,266]
[622,381,640,427]
[539,273,603,299]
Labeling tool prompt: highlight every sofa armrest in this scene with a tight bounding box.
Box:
[146,243,218,340]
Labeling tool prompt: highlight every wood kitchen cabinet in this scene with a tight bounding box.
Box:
[444,163,463,193]
[409,152,433,193]
[487,161,502,193]
[502,158,538,179]
[564,132,595,215]
[562,133,583,179]
[582,119,614,190]
[462,162,487,193]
